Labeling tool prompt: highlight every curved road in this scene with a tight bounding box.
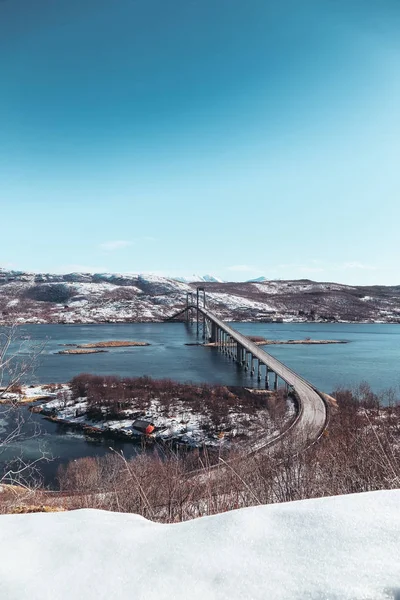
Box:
[172,305,328,454]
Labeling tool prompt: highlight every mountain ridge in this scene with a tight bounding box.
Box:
[0,269,399,325]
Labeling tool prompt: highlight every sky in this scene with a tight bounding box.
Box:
[0,0,399,285]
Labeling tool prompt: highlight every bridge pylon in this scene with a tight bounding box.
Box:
[196,286,206,339]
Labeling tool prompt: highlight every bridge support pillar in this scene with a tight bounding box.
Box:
[189,293,194,324]
[236,343,243,366]
[211,322,217,344]
[257,360,261,382]
[196,297,199,337]
[244,351,248,371]
[265,367,270,390]
[274,372,278,391]
[250,355,255,376]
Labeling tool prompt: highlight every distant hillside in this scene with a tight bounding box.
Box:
[0,269,400,325]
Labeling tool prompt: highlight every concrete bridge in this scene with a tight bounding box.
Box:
[169,287,328,450]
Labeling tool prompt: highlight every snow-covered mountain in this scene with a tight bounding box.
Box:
[171,274,224,283]
[201,274,224,283]
[247,276,268,282]
[0,490,399,599]
[1,269,400,324]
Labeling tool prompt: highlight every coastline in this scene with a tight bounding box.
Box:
[17,380,295,452]
[1,317,400,326]
[204,339,349,347]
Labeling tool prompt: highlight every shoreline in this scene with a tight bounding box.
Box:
[56,340,150,355]
[1,318,400,327]
[19,379,294,452]
[203,339,349,347]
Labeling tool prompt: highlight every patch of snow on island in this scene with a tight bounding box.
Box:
[1,490,400,599]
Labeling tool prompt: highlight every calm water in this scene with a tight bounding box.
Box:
[1,322,400,486]
[0,405,143,486]
[10,321,400,391]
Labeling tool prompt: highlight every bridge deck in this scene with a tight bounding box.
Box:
[179,304,328,444]
[194,307,327,438]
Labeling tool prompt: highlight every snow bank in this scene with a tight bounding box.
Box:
[1,490,399,599]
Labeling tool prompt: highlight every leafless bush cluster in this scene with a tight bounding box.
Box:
[69,373,287,428]
[4,372,398,520]
[102,288,137,301]
[24,284,77,304]
[0,324,44,401]
[42,383,399,522]
[0,325,49,490]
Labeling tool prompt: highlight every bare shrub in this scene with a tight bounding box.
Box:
[48,385,400,522]
[1,324,48,488]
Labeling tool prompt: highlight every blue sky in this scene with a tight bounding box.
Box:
[1,0,399,284]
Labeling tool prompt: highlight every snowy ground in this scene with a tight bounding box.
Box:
[0,489,399,599]
[0,384,60,404]
[32,385,288,449]
[2,270,400,324]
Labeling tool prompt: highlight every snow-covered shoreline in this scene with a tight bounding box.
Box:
[21,381,294,451]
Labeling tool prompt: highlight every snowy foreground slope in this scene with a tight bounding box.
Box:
[1,491,399,600]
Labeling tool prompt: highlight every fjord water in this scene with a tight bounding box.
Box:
[14,321,400,392]
[2,322,400,486]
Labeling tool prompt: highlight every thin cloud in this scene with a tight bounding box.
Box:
[339,262,377,271]
[100,240,133,251]
[227,265,261,273]
[99,238,155,251]
[296,266,325,274]
[56,265,109,274]
[272,263,325,274]
[272,261,377,274]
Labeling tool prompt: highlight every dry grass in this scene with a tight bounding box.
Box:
[2,384,398,522]
[9,505,67,514]
[52,385,400,522]
[0,484,29,500]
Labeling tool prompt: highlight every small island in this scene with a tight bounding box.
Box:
[204,335,348,347]
[78,341,150,348]
[57,340,150,354]
[58,349,109,355]
[259,339,348,345]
